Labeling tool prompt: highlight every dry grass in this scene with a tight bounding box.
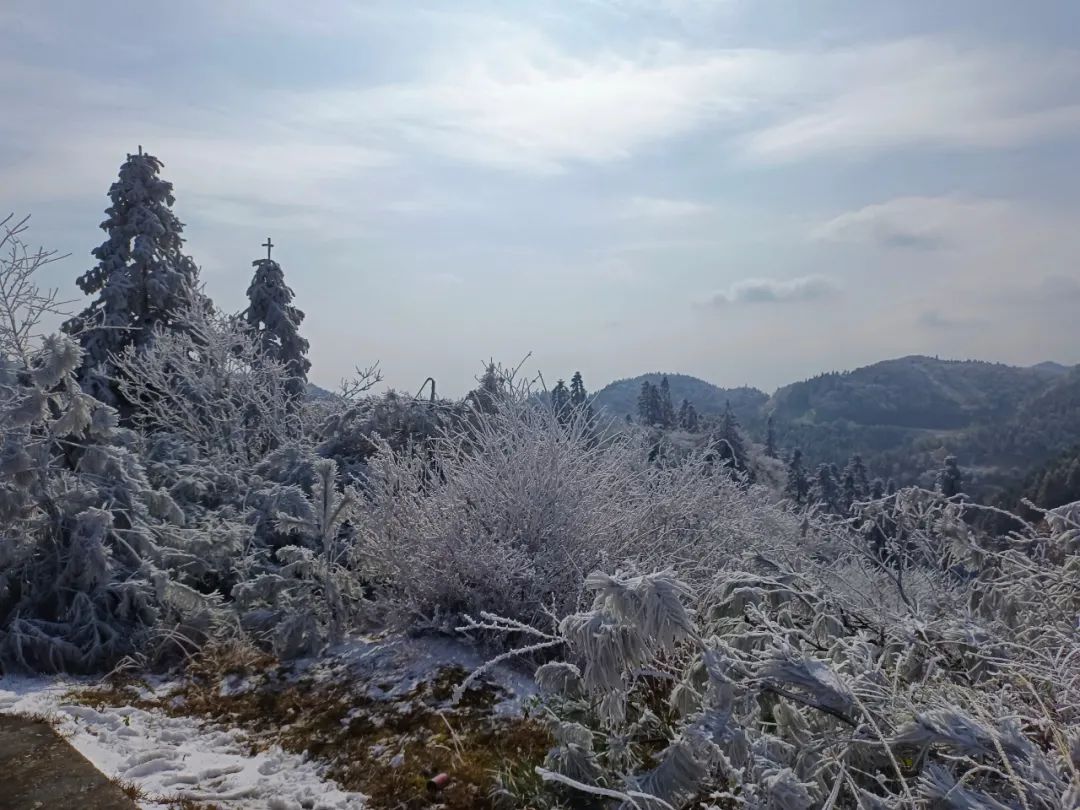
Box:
[109,778,149,802]
[69,641,552,810]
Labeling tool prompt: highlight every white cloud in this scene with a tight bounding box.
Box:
[704,275,840,306]
[290,37,772,173]
[812,195,1013,250]
[741,39,1080,163]
[281,33,1080,173]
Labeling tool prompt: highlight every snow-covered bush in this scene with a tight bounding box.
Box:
[231,458,365,657]
[0,219,198,671]
[353,392,805,629]
[112,302,300,466]
[313,388,468,482]
[469,523,1079,810]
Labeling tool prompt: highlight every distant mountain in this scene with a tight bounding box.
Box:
[767,356,1056,431]
[1031,361,1073,376]
[592,356,1080,500]
[592,373,767,425]
[764,356,1080,496]
[306,382,339,402]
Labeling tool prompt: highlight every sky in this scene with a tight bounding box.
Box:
[3,0,1080,396]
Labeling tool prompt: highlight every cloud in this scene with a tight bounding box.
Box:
[291,33,1080,173]
[813,196,1012,251]
[740,39,1080,164]
[290,36,774,174]
[703,275,840,306]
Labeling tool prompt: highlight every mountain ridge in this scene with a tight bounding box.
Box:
[590,356,1080,497]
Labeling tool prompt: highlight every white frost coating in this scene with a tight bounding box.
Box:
[0,677,365,810]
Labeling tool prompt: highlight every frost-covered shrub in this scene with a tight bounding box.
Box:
[313,389,468,482]
[0,334,182,672]
[112,302,301,466]
[469,494,1080,810]
[353,394,805,629]
[232,459,365,657]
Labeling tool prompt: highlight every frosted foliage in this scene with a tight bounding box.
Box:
[460,491,1080,809]
[61,152,203,403]
[243,258,310,403]
[0,333,193,672]
[355,395,806,628]
[112,302,301,464]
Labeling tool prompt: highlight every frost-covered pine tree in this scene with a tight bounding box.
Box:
[784,448,809,504]
[658,375,676,427]
[936,454,964,498]
[765,414,778,458]
[242,241,311,404]
[569,371,587,407]
[62,149,204,405]
[812,463,840,513]
[716,400,748,473]
[550,379,570,422]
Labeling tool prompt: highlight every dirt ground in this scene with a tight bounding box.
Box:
[0,713,136,810]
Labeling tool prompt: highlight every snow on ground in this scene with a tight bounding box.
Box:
[0,633,537,810]
[0,675,366,809]
[312,633,538,714]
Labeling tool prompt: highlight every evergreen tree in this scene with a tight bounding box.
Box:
[63,148,204,404]
[658,376,676,428]
[716,400,748,472]
[569,371,587,407]
[870,478,886,500]
[678,398,699,431]
[840,468,857,514]
[844,454,870,501]
[469,362,503,413]
[551,379,571,422]
[685,402,699,431]
[936,455,965,498]
[765,415,777,458]
[812,463,840,513]
[784,449,809,505]
[637,381,663,426]
[243,242,311,405]
[638,380,654,423]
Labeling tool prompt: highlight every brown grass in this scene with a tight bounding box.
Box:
[109,778,149,802]
[68,641,552,810]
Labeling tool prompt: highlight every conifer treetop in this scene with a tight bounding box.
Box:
[243,247,311,401]
[63,148,204,402]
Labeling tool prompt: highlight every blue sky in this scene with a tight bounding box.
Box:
[3,0,1080,395]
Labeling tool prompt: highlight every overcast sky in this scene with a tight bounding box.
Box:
[3,1,1080,395]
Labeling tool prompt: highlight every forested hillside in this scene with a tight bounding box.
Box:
[593,372,767,425]
[592,357,1080,499]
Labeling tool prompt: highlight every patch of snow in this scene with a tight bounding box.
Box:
[312,633,538,715]
[0,675,366,809]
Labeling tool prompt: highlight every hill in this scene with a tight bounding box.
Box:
[765,356,1080,495]
[767,355,1057,430]
[592,373,767,425]
[593,357,1080,500]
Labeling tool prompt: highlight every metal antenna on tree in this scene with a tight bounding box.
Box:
[262,237,274,260]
